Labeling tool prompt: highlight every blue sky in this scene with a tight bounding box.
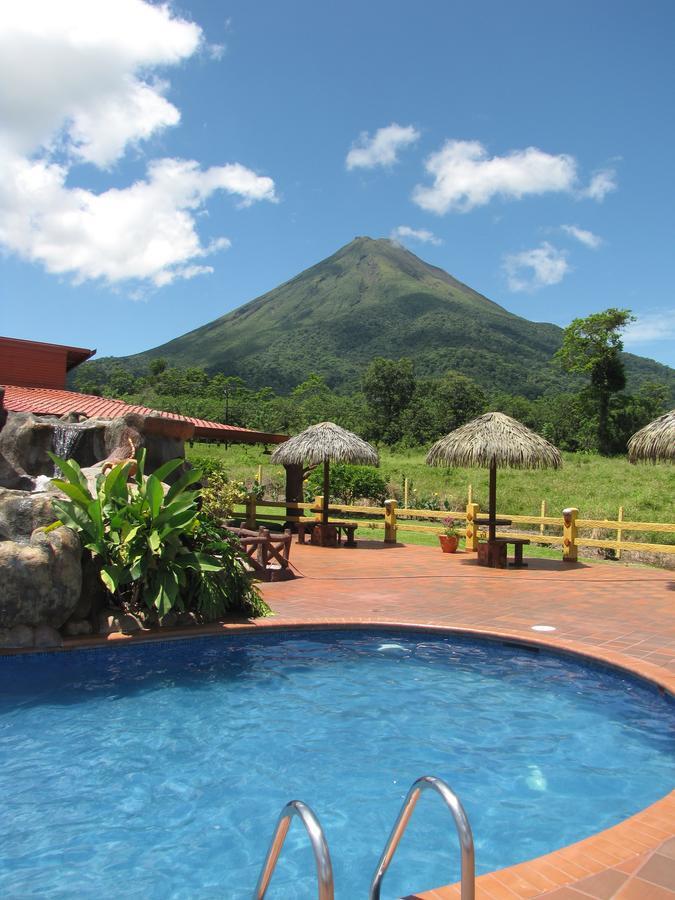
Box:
[1,0,674,368]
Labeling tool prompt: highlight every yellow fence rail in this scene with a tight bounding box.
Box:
[231,494,675,559]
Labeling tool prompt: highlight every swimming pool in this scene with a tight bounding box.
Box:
[1,629,673,898]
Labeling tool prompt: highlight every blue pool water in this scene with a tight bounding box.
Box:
[0,629,673,899]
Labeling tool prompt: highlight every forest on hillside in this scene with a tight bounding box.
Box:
[73,356,668,457]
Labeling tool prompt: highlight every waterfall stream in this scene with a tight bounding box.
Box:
[51,424,85,476]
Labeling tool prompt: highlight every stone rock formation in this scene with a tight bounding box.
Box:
[0,523,82,631]
[0,409,195,645]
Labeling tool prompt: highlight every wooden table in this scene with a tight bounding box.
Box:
[296,520,358,547]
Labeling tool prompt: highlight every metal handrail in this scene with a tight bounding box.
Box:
[253,800,334,899]
[369,776,475,900]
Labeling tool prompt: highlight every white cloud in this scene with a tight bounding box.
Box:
[561,224,603,249]
[0,0,202,167]
[390,225,442,246]
[413,140,578,214]
[0,154,275,287]
[581,168,617,201]
[623,310,675,346]
[503,242,570,292]
[346,123,420,170]
[0,0,277,288]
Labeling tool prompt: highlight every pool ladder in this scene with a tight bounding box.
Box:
[253,775,475,900]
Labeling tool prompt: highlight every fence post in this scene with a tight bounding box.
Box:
[540,499,546,536]
[384,499,398,543]
[245,493,257,529]
[465,501,480,551]
[467,483,473,506]
[562,508,578,562]
[617,506,624,560]
[257,464,263,484]
[403,478,409,509]
[313,495,323,520]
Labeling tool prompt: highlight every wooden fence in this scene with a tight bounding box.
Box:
[231,494,675,560]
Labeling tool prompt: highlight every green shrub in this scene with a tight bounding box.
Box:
[304,463,387,504]
[201,470,246,521]
[48,450,270,622]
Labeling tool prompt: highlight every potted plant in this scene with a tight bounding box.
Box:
[439,517,459,553]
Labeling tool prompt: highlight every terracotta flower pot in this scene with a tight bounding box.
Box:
[439,534,459,553]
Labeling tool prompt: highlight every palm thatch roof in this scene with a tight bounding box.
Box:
[627,409,675,463]
[426,412,563,469]
[270,421,379,466]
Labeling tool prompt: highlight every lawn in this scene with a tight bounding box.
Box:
[188,442,674,526]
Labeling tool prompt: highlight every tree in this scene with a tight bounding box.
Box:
[605,381,669,455]
[401,372,487,445]
[148,357,168,378]
[555,308,635,454]
[362,357,415,444]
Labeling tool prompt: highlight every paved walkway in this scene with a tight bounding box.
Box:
[257,541,675,900]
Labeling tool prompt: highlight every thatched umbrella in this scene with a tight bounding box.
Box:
[270,422,379,527]
[426,412,563,541]
[628,409,675,463]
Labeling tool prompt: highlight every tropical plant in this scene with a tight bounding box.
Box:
[441,516,459,537]
[201,469,247,521]
[185,514,270,619]
[47,450,269,621]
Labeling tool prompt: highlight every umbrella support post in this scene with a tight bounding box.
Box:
[488,461,497,543]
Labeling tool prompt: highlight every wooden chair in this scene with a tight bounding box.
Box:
[226,526,294,580]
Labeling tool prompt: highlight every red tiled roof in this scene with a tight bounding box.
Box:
[0,385,287,445]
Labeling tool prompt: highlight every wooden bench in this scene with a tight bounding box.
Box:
[477,537,530,569]
[296,519,359,547]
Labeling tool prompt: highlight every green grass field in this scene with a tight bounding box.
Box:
[187,443,675,553]
[189,442,673,522]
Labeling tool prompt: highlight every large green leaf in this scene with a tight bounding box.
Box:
[51,499,100,542]
[100,564,127,594]
[158,508,198,536]
[165,467,202,502]
[86,499,104,541]
[121,524,141,544]
[153,493,197,528]
[51,479,93,509]
[134,447,147,485]
[47,452,89,491]
[101,463,131,503]
[145,474,164,519]
[129,554,147,581]
[152,569,179,617]
[177,551,223,572]
[151,458,186,484]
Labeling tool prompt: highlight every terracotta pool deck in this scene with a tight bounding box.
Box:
[255,541,675,900]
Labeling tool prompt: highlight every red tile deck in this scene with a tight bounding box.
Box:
[8,540,675,898]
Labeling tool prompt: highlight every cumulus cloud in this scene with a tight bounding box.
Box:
[503,242,570,292]
[0,0,277,288]
[623,310,675,346]
[0,0,201,166]
[413,140,578,214]
[0,154,275,287]
[581,168,617,201]
[346,123,420,170]
[390,225,442,246]
[561,224,603,249]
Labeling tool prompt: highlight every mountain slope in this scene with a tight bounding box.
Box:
[81,237,674,399]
